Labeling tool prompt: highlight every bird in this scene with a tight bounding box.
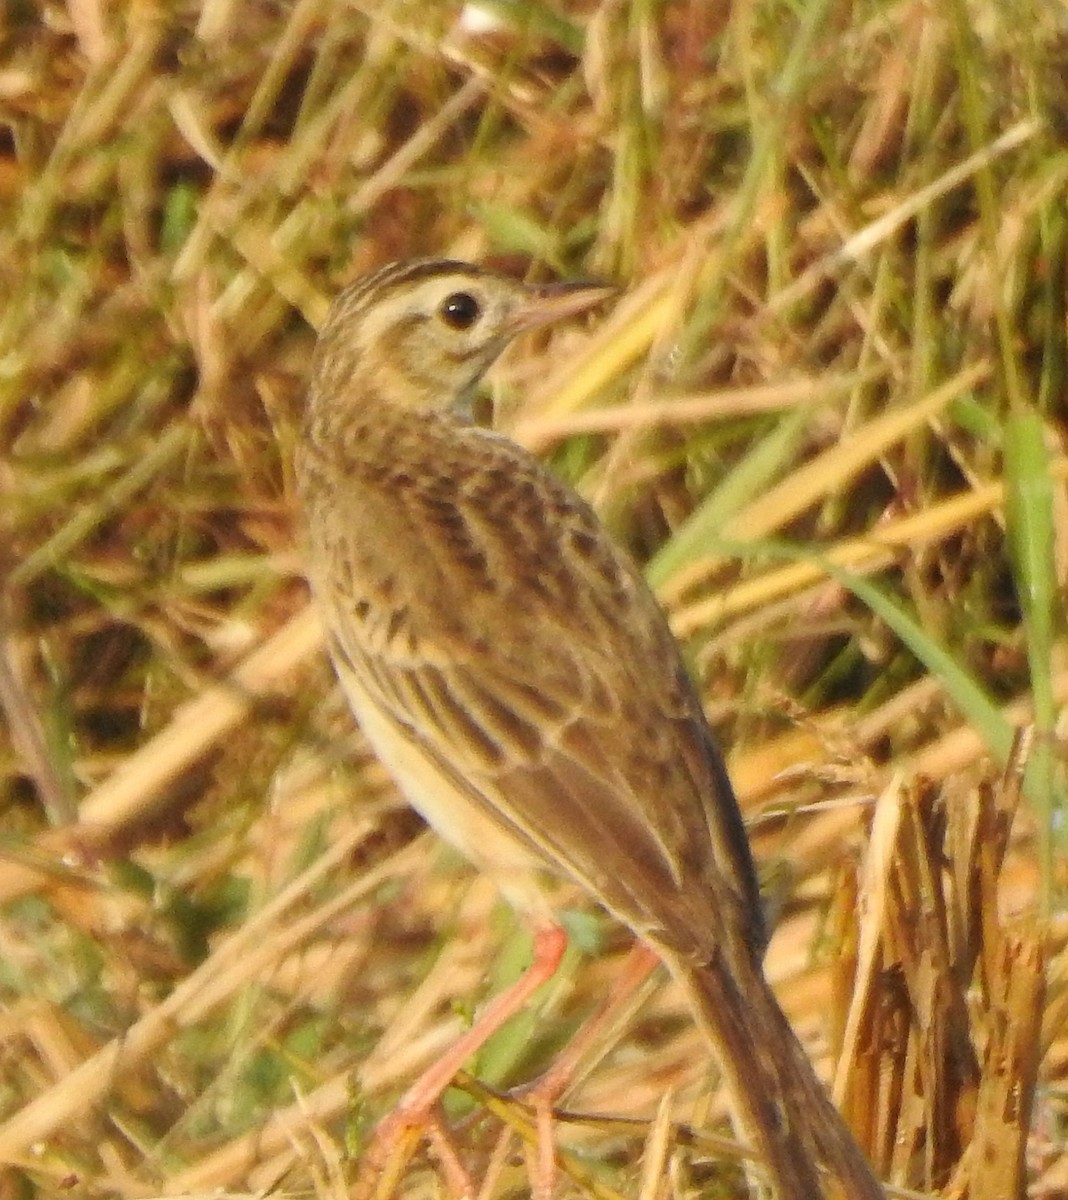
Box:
[294,257,885,1200]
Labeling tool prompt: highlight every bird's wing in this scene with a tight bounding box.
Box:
[318,485,764,958]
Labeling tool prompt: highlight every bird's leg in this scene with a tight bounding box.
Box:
[426,1113,478,1198]
[516,943,661,1200]
[354,924,568,1200]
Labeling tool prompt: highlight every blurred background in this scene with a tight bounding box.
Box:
[1,1,1066,1197]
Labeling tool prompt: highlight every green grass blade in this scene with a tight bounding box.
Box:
[1004,408,1060,911]
[718,538,1016,767]
[646,407,810,590]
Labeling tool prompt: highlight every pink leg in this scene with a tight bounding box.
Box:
[523,944,660,1200]
[354,925,568,1200]
[426,1113,478,1198]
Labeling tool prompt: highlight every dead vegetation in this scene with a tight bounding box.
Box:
[1,1,1066,1197]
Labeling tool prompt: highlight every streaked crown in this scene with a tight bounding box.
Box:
[309,259,615,418]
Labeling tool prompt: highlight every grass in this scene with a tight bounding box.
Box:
[1,0,1065,1197]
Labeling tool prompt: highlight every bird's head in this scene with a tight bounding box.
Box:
[311,259,616,417]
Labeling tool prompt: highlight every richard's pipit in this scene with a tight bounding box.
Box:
[296,259,884,1200]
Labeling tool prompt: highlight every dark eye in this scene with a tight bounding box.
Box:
[438,291,481,330]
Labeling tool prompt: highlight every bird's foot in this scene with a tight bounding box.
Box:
[351,1104,475,1200]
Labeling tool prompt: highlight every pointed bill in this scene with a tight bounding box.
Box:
[508,280,619,335]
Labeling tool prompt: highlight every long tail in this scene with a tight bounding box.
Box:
[661,943,885,1200]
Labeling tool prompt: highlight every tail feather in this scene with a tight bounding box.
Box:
[661,944,885,1200]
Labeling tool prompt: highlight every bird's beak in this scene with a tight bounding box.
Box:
[509,280,619,334]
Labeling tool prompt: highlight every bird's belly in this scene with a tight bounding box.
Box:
[342,673,539,878]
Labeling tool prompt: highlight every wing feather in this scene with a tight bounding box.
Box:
[324,572,764,957]
[307,429,766,958]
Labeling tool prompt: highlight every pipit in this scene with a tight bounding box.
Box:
[295,259,884,1200]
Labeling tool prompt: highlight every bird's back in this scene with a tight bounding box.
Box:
[298,406,767,959]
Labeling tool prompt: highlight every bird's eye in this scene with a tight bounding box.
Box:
[438,291,482,330]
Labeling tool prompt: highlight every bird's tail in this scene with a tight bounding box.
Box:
[662,942,885,1200]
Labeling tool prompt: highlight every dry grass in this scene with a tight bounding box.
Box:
[1,1,1066,1197]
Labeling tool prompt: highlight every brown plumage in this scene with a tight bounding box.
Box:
[296,259,884,1200]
